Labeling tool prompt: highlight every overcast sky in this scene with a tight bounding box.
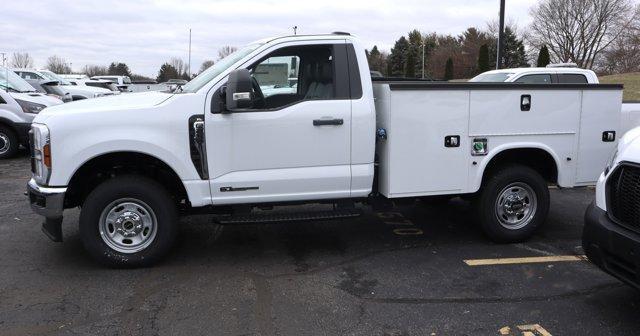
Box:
[2,0,543,77]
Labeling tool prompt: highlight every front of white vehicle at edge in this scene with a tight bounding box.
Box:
[27,33,624,267]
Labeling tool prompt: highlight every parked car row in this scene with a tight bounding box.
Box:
[15,69,117,101]
[0,66,64,159]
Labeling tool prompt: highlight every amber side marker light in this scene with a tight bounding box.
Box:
[43,144,51,168]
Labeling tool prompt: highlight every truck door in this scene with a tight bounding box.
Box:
[206,42,354,204]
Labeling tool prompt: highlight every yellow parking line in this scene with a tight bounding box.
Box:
[464,255,586,266]
[518,324,553,336]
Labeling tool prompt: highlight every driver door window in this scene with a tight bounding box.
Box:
[247,45,335,110]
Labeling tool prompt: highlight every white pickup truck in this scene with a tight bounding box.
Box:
[471,66,640,134]
[27,33,624,267]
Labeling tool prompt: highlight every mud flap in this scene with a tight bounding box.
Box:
[42,217,63,242]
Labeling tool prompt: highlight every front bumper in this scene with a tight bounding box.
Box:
[583,201,640,290]
[27,178,66,242]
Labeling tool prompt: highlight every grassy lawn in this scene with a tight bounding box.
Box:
[600,72,640,101]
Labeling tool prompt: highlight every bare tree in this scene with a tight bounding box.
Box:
[199,60,215,73]
[10,52,34,68]
[82,64,109,77]
[598,5,640,73]
[217,46,237,60]
[169,57,187,75]
[529,0,637,69]
[45,55,71,74]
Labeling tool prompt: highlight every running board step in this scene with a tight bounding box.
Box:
[214,209,362,225]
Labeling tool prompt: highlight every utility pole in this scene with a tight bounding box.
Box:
[496,0,505,69]
[1,53,7,92]
[292,26,298,35]
[421,42,426,79]
[188,28,192,78]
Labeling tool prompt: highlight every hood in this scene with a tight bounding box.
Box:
[11,92,63,106]
[36,91,174,120]
[612,126,640,169]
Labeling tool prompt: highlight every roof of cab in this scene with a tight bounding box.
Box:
[253,32,358,45]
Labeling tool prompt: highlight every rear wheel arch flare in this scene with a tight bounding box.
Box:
[481,147,560,185]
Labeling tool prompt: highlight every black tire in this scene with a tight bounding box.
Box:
[79,175,178,268]
[475,165,549,243]
[0,125,19,159]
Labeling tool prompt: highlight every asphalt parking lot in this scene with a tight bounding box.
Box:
[1,152,640,336]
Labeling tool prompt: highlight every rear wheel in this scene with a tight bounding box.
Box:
[79,175,178,267]
[475,165,549,243]
[0,125,18,159]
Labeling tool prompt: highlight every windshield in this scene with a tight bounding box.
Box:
[181,43,263,93]
[0,66,37,92]
[469,72,514,82]
[40,70,72,85]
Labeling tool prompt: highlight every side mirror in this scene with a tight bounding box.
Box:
[225,69,253,112]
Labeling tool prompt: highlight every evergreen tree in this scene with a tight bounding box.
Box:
[405,50,416,78]
[477,44,490,73]
[501,27,529,68]
[388,36,409,77]
[407,29,423,78]
[536,45,551,67]
[367,45,388,75]
[156,63,179,82]
[108,62,132,77]
[444,58,454,80]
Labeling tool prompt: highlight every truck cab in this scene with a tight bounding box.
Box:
[27,33,625,267]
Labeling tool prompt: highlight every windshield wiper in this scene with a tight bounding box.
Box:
[0,84,21,93]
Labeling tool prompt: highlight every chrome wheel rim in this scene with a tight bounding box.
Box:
[495,182,537,230]
[99,198,158,254]
[0,133,10,155]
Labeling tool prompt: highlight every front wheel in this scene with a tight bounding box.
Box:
[0,125,18,159]
[475,165,550,243]
[79,176,178,267]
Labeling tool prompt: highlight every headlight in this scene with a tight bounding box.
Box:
[31,124,52,185]
[16,99,46,114]
[604,148,618,176]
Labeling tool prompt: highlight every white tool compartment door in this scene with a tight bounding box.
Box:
[576,89,622,184]
[388,90,470,196]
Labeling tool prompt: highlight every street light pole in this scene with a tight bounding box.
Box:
[292,26,298,35]
[421,42,426,79]
[496,0,505,69]
[188,28,192,78]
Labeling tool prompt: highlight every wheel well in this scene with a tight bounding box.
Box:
[65,152,189,208]
[483,148,558,184]
[0,120,17,134]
